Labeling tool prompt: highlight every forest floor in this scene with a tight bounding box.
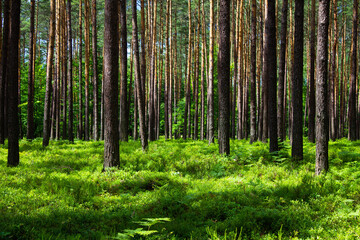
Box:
[1,138,360,239]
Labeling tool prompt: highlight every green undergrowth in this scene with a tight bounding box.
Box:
[1,137,360,239]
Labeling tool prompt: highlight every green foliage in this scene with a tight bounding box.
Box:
[1,138,360,239]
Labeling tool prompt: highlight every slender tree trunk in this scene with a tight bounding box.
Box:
[164,0,170,139]
[103,0,119,169]
[291,0,304,159]
[264,0,278,152]
[183,0,192,140]
[194,0,200,140]
[277,0,288,142]
[62,0,68,140]
[349,0,357,141]
[92,0,99,140]
[132,0,148,151]
[119,0,128,141]
[250,0,257,143]
[78,0,83,140]
[200,0,207,140]
[27,0,36,140]
[43,0,56,147]
[207,0,215,143]
[148,0,157,141]
[218,0,230,155]
[315,0,330,175]
[84,0,90,140]
[308,0,316,143]
[67,0,74,142]
[329,0,338,140]
[7,0,21,166]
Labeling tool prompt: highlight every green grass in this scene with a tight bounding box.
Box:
[1,137,360,239]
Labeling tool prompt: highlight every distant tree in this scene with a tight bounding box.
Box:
[218,0,230,155]
[292,0,304,159]
[103,0,119,168]
[7,0,21,166]
[43,0,56,147]
[315,0,330,175]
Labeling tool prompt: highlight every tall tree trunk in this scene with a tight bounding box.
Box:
[329,0,338,140]
[349,0,357,141]
[62,0,68,140]
[291,0,304,159]
[348,0,358,141]
[277,0,288,142]
[148,0,157,141]
[78,0,83,140]
[207,0,215,143]
[84,0,90,140]
[67,0,74,142]
[237,0,244,139]
[27,0,35,140]
[183,0,192,140]
[165,0,170,139]
[194,0,200,140]
[103,0,119,169]
[92,0,99,140]
[218,0,230,155]
[132,0,148,151]
[0,0,6,145]
[308,0,316,143]
[7,0,21,166]
[250,0,257,143]
[315,0,330,175]
[43,0,56,147]
[200,0,207,140]
[119,0,128,141]
[264,0,278,152]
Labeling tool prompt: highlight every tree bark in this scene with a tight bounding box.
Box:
[207,0,215,143]
[27,0,36,140]
[103,0,119,169]
[264,0,278,152]
[218,0,230,155]
[315,0,330,175]
[291,0,304,159]
[92,0,99,140]
[67,0,74,142]
[0,0,6,145]
[308,0,316,143]
[183,0,192,140]
[132,0,148,151]
[78,0,83,140]
[277,0,288,142]
[119,0,128,141]
[348,0,357,141]
[43,0,56,147]
[7,0,21,166]
[84,0,90,140]
[250,0,257,143]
